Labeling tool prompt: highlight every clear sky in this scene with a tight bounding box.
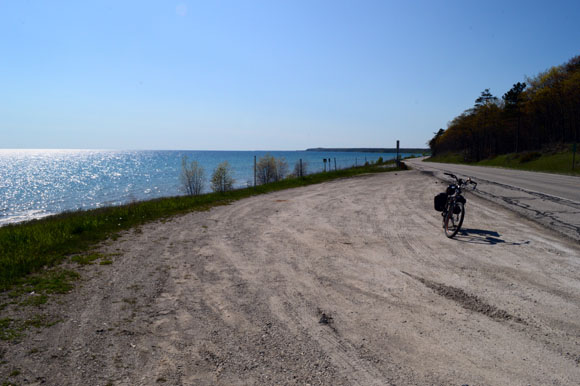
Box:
[1,0,579,150]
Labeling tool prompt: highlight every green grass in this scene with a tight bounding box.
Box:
[0,318,20,341]
[0,163,401,290]
[426,145,580,176]
[0,314,59,342]
[70,252,103,265]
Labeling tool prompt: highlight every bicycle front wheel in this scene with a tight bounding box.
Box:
[444,201,465,238]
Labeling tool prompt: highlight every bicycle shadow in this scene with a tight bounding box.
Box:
[454,228,530,246]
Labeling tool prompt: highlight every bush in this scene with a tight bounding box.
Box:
[519,152,541,163]
[210,161,234,193]
[256,154,288,184]
[180,156,205,196]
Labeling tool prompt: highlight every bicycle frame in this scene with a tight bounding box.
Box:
[442,173,476,238]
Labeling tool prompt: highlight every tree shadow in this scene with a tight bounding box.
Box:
[454,228,530,246]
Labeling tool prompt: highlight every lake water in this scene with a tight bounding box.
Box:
[0,149,418,225]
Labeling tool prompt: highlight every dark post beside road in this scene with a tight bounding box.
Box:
[396,140,400,167]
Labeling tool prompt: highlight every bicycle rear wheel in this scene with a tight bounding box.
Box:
[444,201,464,238]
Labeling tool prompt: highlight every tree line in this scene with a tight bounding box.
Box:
[429,55,580,161]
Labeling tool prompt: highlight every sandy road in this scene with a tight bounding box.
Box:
[2,170,580,385]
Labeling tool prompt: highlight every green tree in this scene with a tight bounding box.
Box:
[211,161,234,193]
[428,128,445,156]
[474,88,499,109]
[429,55,580,159]
[503,82,526,152]
[256,154,288,184]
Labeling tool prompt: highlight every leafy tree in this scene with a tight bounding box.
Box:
[180,156,205,196]
[430,55,580,160]
[211,161,234,193]
[428,128,445,155]
[474,88,499,109]
[503,82,526,108]
[503,82,526,152]
[256,154,288,184]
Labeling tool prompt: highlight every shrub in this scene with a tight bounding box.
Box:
[256,154,288,184]
[519,152,541,163]
[180,156,205,196]
[211,161,234,193]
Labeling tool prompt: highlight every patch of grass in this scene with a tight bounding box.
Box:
[99,260,113,265]
[4,269,80,307]
[426,144,580,176]
[0,315,59,342]
[22,314,59,329]
[19,294,48,307]
[0,164,403,289]
[8,370,20,377]
[0,318,21,341]
[19,270,80,295]
[71,252,103,265]
[518,151,542,163]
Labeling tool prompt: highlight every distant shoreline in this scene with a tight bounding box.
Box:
[306,147,430,153]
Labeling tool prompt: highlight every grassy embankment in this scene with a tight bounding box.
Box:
[426,144,580,176]
[0,161,403,292]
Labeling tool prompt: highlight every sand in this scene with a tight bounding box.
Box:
[2,170,579,385]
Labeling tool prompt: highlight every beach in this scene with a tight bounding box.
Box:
[2,169,580,385]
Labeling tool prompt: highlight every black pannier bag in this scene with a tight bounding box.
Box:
[434,193,447,211]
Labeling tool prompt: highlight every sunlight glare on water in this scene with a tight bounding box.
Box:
[0,149,413,225]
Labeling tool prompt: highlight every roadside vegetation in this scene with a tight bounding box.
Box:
[180,156,205,196]
[0,160,401,291]
[427,144,580,176]
[210,161,235,193]
[256,154,289,184]
[428,55,580,172]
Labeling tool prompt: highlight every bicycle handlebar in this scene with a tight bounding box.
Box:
[444,172,477,189]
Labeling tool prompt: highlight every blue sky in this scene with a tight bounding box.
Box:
[1,1,579,150]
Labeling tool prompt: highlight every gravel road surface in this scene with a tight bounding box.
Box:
[1,170,579,385]
[407,158,580,242]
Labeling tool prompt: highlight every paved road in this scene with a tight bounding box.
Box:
[406,157,580,202]
[407,157,580,241]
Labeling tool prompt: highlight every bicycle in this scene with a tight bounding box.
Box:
[434,173,477,238]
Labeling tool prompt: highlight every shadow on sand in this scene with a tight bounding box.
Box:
[455,228,530,246]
